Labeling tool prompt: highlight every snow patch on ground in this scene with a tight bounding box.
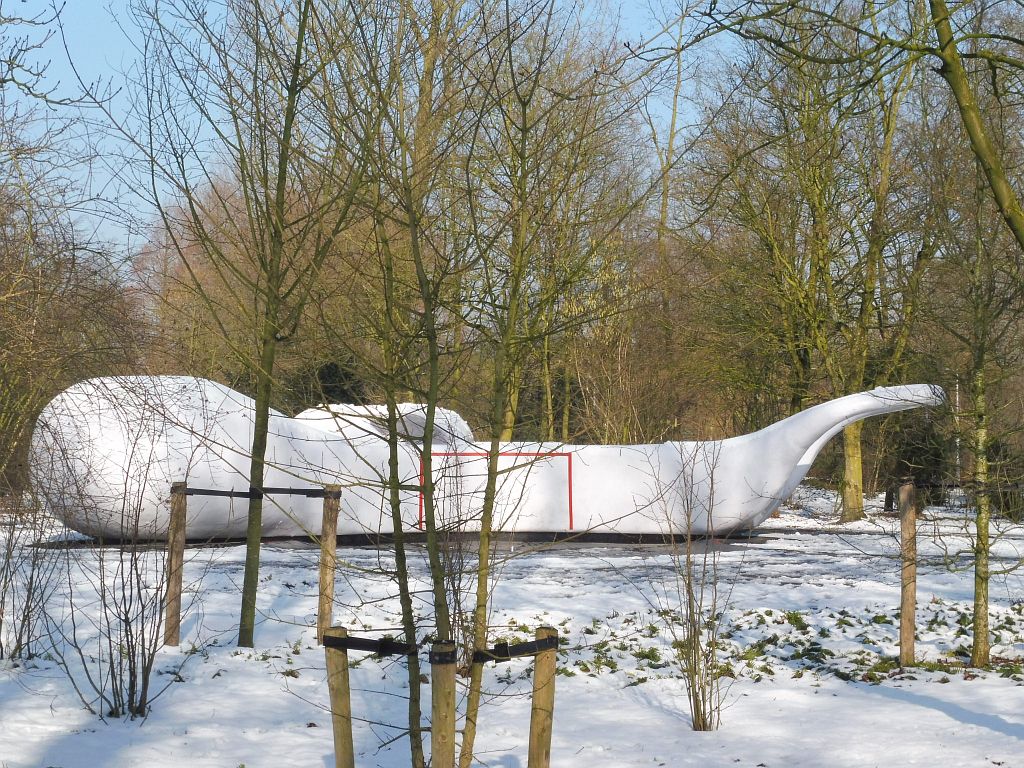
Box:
[1,485,1022,767]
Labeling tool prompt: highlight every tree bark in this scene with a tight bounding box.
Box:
[970,365,991,667]
[542,333,555,441]
[238,319,278,647]
[839,421,865,523]
[930,0,1024,255]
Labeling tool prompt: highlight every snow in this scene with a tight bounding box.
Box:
[1,485,1022,768]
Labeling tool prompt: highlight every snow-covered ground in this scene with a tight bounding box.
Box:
[2,486,1023,768]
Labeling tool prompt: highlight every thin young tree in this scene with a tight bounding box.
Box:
[121,0,373,646]
[320,1,480,762]
[456,3,653,760]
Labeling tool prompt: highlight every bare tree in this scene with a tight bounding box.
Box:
[117,0,374,646]
[709,0,1024,664]
[0,4,141,662]
[914,49,1024,666]
[454,3,652,760]
[684,29,932,520]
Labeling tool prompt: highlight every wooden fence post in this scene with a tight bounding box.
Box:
[318,486,341,645]
[898,479,917,667]
[528,626,557,768]
[430,642,457,768]
[324,627,356,768]
[163,481,187,647]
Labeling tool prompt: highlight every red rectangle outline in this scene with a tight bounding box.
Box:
[417,451,574,531]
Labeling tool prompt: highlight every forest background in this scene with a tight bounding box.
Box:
[5,0,1022,520]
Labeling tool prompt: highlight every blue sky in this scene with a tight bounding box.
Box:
[9,2,138,249]
[37,2,133,100]
[44,0,659,95]
[24,0,673,249]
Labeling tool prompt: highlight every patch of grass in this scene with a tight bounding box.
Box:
[788,641,835,664]
[785,611,810,632]
[632,646,662,664]
[739,634,780,661]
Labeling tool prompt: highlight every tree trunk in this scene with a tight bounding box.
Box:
[839,421,865,523]
[378,201,428,766]
[930,0,1024,254]
[238,317,278,647]
[406,0,453,644]
[970,366,991,667]
[542,334,555,441]
[457,434,500,768]
[237,0,312,647]
[561,355,572,442]
[500,370,520,441]
[460,243,519,762]
[387,391,427,768]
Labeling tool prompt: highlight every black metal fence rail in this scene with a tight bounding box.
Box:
[473,635,560,664]
[317,632,561,663]
[180,485,342,500]
[321,633,418,657]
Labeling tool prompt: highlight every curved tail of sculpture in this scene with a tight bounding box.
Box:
[717,384,946,529]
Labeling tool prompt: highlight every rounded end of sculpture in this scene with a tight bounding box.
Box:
[868,384,946,409]
[29,376,213,540]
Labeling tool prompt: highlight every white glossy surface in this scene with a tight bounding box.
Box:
[30,377,944,540]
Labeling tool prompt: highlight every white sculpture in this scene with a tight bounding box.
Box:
[30,377,944,540]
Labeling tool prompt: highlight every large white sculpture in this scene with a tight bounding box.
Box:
[30,377,944,540]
